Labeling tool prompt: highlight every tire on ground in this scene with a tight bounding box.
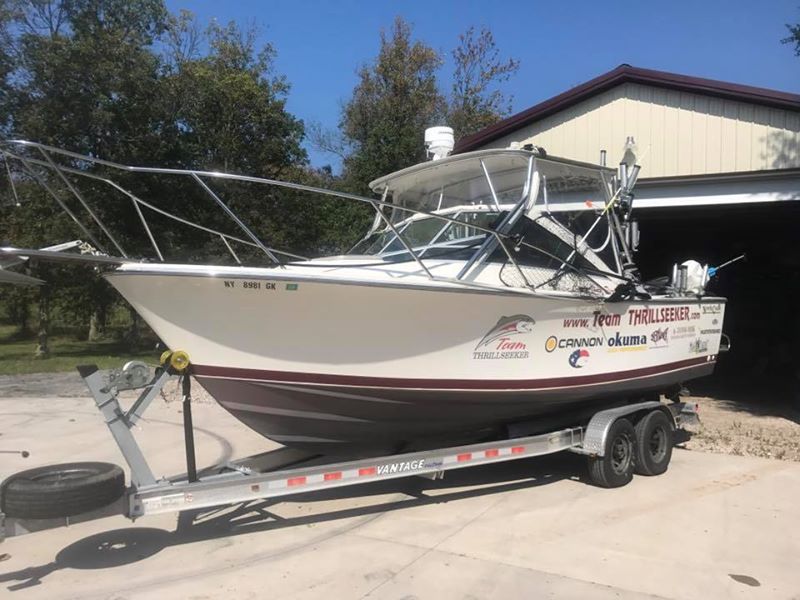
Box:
[634,409,674,476]
[0,462,125,519]
[588,418,636,488]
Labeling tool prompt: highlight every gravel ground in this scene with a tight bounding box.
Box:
[2,371,798,461]
[683,395,800,461]
[0,372,89,397]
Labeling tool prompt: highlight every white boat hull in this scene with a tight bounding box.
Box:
[108,264,725,455]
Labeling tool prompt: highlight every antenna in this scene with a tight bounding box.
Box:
[424,127,454,161]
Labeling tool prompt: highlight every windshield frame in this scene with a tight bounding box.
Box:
[356,151,626,295]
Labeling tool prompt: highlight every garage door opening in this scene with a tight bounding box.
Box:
[635,201,800,407]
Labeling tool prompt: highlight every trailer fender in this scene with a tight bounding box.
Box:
[579,401,667,457]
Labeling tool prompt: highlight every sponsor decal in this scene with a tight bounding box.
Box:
[545,335,603,353]
[689,339,709,354]
[474,315,534,360]
[562,311,622,329]
[285,283,298,291]
[593,311,622,327]
[650,327,669,348]
[569,348,590,368]
[700,328,721,335]
[702,304,722,315]
[607,331,647,352]
[562,317,589,328]
[628,306,699,326]
[672,325,696,340]
[377,459,425,475]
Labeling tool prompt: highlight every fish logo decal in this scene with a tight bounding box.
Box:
[476,315,535,349]
[651,327,669,345]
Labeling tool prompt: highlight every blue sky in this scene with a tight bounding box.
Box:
[166,0,800,169]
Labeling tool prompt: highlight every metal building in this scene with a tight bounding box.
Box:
[456,65,800,397]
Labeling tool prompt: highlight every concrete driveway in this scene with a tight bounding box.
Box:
[1,393,799,599]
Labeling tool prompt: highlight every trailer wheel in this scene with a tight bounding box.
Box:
[0,462,124,519]
[588,418,636,488]
[634,410,674,476]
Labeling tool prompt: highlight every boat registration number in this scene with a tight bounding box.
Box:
[223,280,277,290]
[242,281,276,290]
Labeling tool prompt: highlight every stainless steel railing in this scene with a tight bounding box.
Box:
[0,139,616,295]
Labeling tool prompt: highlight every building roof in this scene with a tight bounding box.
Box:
[455,64,800,153]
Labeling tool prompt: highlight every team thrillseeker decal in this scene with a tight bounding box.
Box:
[473,315,535,360]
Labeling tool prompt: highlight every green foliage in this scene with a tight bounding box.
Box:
[0,323,158,374]
[448,26,520,140]
[340,17,445,194]
[0,7,520,363]
[160,19,306,176]
[336,17,519,193]
[0,0,14,135]
[0,1,334,357]
[784,17,800,56]
[11,0,166,155]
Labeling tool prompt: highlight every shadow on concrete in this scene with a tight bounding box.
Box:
[0,452,587,590]
[690,376,800,425]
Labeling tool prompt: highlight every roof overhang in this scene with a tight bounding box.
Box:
[455,64,800,153]
[632,168,800,209]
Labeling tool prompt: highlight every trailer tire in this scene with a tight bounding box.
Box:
[634,410,674,476]
[588,418,636,488]
[0,462,124,519]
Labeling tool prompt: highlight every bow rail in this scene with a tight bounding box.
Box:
[0,139,631,297]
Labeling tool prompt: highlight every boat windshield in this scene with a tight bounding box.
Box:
[350,210,500,259]
[355,151,620,275]
[374,152,532,223]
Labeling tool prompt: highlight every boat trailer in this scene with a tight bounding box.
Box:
[0,357,699,541]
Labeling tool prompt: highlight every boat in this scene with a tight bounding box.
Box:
[0,138,726,456]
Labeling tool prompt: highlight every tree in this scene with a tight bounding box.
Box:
[153,18,313,261]
[0,0,15,135]
[447,26,520,140]
[161,19,306,177]
[329,19,519,193]
[5,0,170,347]
[783,17,800,55]
[340,17,445,194]
[2,3,302,348]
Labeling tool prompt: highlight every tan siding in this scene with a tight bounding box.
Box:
[598,89,614,162]
[705,98,722,173]
[649,88,666,174]
[720,101,738,172]
[480,83,800,177]
[635,85,652,168]
[753,106,769,170]
[663,90,680,175]
[692,95,709,174]
[735,103,753,170]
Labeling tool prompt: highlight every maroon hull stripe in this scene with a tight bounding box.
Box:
[193,356,713,391]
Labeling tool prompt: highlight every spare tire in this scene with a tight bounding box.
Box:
[1,462,125,519]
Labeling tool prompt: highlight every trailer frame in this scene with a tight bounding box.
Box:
[1,360,699,540]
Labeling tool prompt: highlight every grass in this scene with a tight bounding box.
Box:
[0,323,159,376]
